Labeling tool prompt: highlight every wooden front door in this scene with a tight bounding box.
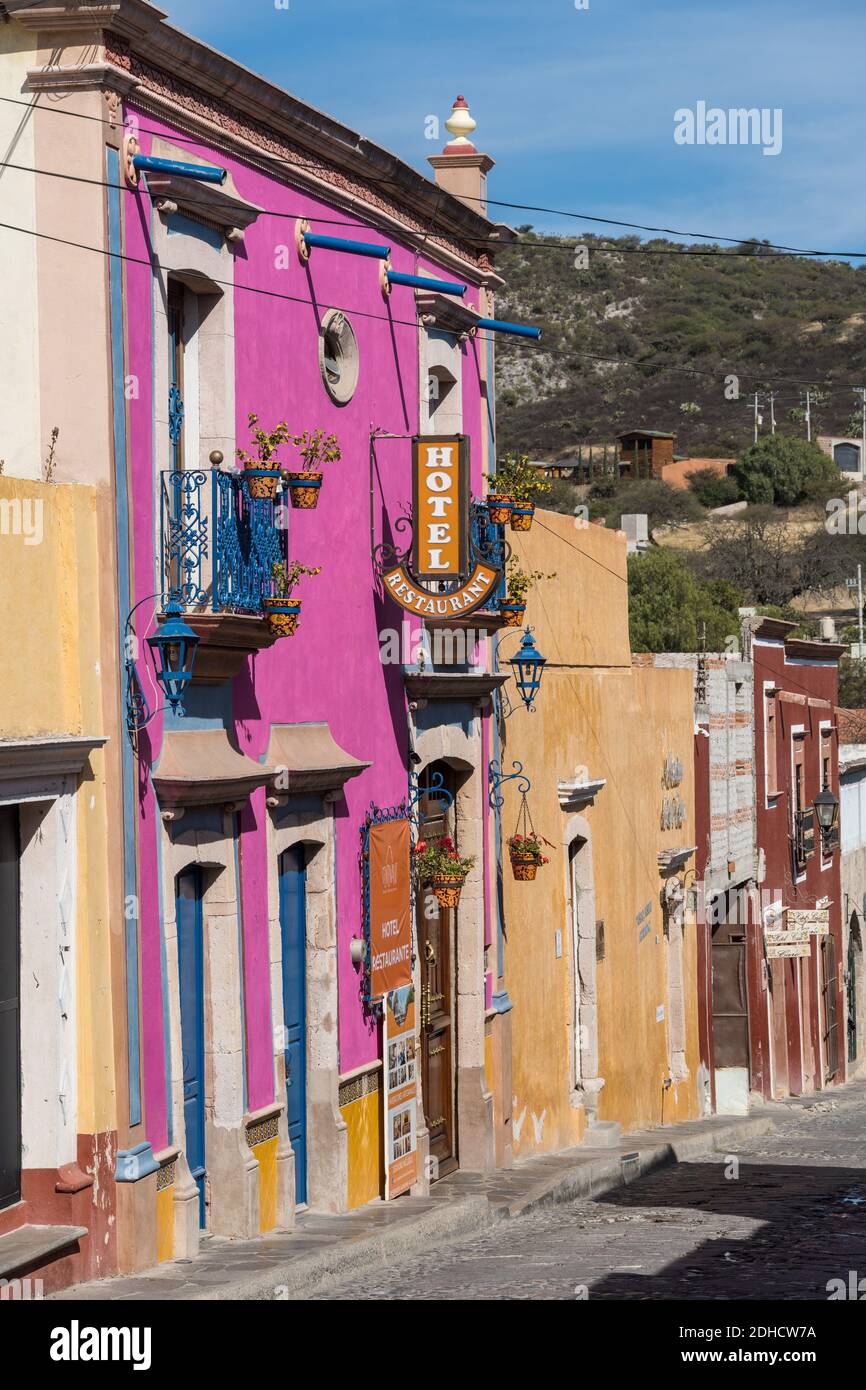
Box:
[0,806,20,1211]
[279,846,308,1205]
[711,889,750,1071]
[177,868,206,1227]
[418,765,457,1178]
[822,932,840,1082]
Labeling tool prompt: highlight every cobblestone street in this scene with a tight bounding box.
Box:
[317,1088,866,1300]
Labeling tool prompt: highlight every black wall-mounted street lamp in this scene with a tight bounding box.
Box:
[813,781,839,849]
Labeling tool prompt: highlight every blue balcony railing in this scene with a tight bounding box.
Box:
[161,469,286,614]
[470,500,508,607]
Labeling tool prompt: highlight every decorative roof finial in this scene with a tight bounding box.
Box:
[443,95,477,153]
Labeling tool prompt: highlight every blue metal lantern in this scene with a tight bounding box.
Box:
[146,599,199,714]
[508,628,547,712]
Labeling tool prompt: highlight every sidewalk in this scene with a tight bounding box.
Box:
[52,1081,866,1301]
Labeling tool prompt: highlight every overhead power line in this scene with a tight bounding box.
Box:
[1,93,865,261]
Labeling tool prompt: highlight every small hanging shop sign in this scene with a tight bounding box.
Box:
[360,803,418,1199]
[384,986,418,1199]
[367,815,412,999]
[375,435,502,619]
[786,908,830,935]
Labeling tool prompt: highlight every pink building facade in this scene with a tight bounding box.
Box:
[20,3,515,1266]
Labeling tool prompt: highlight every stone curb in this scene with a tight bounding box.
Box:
[189,1195,495,1302]
[52,1081,866,1301]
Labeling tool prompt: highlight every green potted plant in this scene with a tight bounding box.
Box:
[236,412,291,501]
[483,467,515,524]
[507,833,551,882]
[498,452,551,531]
[285,429,341,509]
[499,557,556,627]
[413,835,475,909]
[263,559,321,637]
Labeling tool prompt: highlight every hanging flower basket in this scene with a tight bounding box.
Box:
[414,836,474,912]
[510,503,536,532]
[431,873,466,909]
[510,852,539,882]
[499,600,527,628]
[284,471,323,509]
[507,815,552,882]
[487,493,514,524]
[263,598,301,637]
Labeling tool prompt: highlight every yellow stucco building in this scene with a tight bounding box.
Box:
[496,511,701,1158]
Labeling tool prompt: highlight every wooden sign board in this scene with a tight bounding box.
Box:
[767,943,811,959]
[765,928,812,946]
[787,909,830,935]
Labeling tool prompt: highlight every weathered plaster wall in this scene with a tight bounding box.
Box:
[501,512,700,1152]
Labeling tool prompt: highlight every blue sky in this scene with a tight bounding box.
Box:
[163,0,866,256]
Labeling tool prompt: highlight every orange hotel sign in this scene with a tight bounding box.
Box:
[382,435,501,617]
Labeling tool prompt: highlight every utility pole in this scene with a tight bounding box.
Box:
[751,392,763,443]
[854,387,866,474]
[768,391,777,435]
[846,563,864,657]
[802,387,812,442]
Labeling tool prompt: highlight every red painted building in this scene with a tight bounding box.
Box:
[747,618,845,1099]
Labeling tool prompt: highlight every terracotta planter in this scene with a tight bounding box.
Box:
[285,471,323,509]
[499,600,527,628]
[263,598,301,637]
[431,874,466,909]
[487,494,514,524]
[510,853,539,882]
[510,504,535,532]
[244,466,281,501]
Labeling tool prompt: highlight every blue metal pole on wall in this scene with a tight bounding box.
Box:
[476,317,542,341]
[132,154,228,185]
[303,232,390,260]
[386,270,466,297]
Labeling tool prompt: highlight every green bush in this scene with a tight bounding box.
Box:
[687,467,741,509]
[628,547,744,652]
[731,435,840,508]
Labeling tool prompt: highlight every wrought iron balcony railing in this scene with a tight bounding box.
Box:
[470,501,508,608]
[161,468,286,615]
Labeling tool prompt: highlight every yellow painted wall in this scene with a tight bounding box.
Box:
[501,511,700,1156]
[255,1137,278,1232]
[0,477,118,1139]
[341,1088,382,1209]
[156,1185,174,1263]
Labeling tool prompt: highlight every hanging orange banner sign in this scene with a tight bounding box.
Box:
[369,818,412,998]
[383,562,499,618]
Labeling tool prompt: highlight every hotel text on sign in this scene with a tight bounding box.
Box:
[369,818,412,998]
[412,435,469,581]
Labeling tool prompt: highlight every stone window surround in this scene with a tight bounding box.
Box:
[150,174,236,606]
[419,324,463,435]
[319,309,360,406]
[0,738,104,1197]
[264,797,348,1215]
[158,807,278,1256]
[563,815,604,1114]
